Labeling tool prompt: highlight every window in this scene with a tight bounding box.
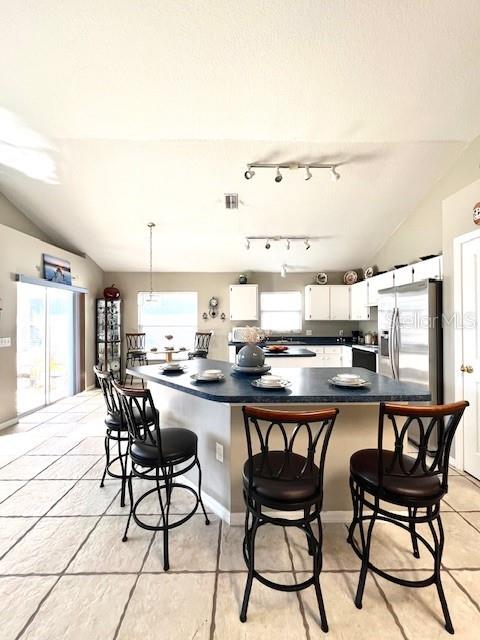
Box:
[260,291,302,332]
[138,292,198,350]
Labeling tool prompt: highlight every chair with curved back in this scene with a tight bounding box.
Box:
[113,381,210,571]
[347,400,468,634]
[188,331,212,359]
[125,332,147,385]
[240,405,339,632]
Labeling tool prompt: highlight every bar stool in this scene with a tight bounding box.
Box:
[113,382,209,571]
[240,405,339,631]
[125,332,147,385]
[347,401,468,634]
[188,331,212,359]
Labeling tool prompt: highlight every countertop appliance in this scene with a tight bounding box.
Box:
[378,279,443,450]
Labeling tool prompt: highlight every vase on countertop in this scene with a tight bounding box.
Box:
[236,343,265,368]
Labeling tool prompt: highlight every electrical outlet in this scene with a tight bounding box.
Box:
[0,337,11,348]
[215,442,224,463]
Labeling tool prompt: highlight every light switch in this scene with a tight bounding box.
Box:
[0,337,11,348]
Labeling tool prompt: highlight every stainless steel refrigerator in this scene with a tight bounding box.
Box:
[378,279,443,449]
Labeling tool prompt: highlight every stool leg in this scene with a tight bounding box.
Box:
[122,471,134,542]
[118,436,126,508]
[304,507,315,556]
[429,511,454,634]
[196,459,210,525]
[355,496,378,609]
[100,433,110,488]
[408,507,420,558]
[156,468,169,571]
[347,477,359,544]
[313,512,328,633]
[240,515,260,623]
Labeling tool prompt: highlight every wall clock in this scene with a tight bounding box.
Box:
[208,296,219,318]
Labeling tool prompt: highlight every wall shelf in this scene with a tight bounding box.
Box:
[15,273,89,294]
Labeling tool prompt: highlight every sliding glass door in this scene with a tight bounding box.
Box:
[16,282,76,414]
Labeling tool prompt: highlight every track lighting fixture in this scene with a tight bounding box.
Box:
[274,166,282,183]
[304,239,311,250]
[305,166,312,181]
[331,167,340,181]
[244,165,255,180]
[286,238,291,250]
[265,239,271,249]
[245,238,251,250]
[244,236,316,250]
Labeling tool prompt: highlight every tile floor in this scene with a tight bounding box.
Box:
[1,390,480,639]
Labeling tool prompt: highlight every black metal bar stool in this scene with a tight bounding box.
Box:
[125,332,147,386]
[347,401,468,634]
[188,331,212,359]
[240,405,339,632]
[113,382,209,571]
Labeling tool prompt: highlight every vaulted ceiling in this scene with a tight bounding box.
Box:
[1,1,479,271]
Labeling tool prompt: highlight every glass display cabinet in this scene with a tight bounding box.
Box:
[96,299,122,381]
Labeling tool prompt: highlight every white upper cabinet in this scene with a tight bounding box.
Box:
[367,271,394,306]
[304,285,330,320]
[229,284,258,321]
[412,256,443,282]
[350,281,370,320]
[330,285,351,320]
[393,265,414,287]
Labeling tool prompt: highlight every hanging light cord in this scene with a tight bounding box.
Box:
[147,222,155,299]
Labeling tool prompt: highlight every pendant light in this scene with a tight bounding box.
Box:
[147,222,156,302]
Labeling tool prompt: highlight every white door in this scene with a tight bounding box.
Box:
[330,286,350,320]
[461,238,480,479]
[229,285,258,321]
[350,281,370,320]
[305,286,330,320]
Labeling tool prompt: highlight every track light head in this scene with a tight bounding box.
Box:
[265,239,271,249]
[286,238,291,250]
[244,165,255,180]
[274,166,283,183]
[305,166,312,181]
[245,238,251,250]
[304,238,311,250]
[331,167,340,182]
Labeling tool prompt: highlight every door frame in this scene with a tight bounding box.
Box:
[452,227,480,471]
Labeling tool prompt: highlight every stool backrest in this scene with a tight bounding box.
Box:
[126,333,146,351]
[112,382,162,455]
[378,401,468,491]
[93,365,119,415]
[193,331,212,354]
[242,405,338,498]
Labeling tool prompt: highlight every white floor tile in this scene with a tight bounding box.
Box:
[220,522,292,571]
[22,574,135,640]
[0,455,60,480]
[36,455,101,480]
[29,437,83,455]
[48,480,119,516]
[0,517,39,558]
[68,437,105,455]
[0,480,75,516]
[0,517,98,574]
[0,575,57,640]
[117,573,214,640]
[68,516,153,573]
[0,480,26,503]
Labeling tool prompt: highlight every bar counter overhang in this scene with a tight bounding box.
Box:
[127,360,430,523]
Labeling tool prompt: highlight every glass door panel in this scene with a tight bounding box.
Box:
[16,283,47,414]
[47,288,74,403]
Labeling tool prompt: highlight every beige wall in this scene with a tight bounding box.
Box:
[371,134,480,271]
[104,270,361,363]
[0,192,53,244]
[0,223,103,425]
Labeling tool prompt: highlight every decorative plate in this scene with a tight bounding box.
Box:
[251,379,291,389]
[316,272,328,285]
[364,266,376,279]
[231,364,272,375]
[328,377,370,388]
[191,373,224,383]
[343,270,358,285]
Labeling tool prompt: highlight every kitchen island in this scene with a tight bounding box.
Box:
[128,360,430,523]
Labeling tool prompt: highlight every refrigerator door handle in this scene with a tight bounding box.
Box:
[388,308,396,378]
[393,307,400,379]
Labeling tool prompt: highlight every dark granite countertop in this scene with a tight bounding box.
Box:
[127,359,431,404]
[229,336,351,347]
[262,347,315,358]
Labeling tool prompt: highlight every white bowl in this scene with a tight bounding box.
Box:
[259,375,284,387]
[335,373,361,381]
[203,369,222,378]
[163,362,182,369]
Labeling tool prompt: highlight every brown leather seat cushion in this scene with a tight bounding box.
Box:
[243,451,320,504]
[130,428,197,467]
[350,448,443,502]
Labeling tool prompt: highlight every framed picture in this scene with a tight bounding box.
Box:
[42,254,72,286]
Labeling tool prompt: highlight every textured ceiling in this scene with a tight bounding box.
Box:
[0,1,479,271]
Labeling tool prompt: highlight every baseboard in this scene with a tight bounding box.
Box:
[0,416,19,432]
[229,510,353,525]
[86,384,96,391]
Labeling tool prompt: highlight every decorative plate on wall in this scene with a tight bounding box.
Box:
[316,272,328,285]
[364,266,376,279]
[343,270,358,285]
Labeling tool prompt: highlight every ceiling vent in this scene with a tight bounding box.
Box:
[224,193,239,209]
